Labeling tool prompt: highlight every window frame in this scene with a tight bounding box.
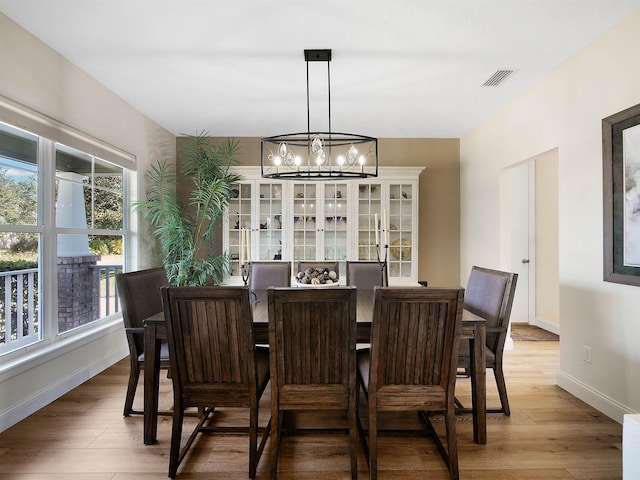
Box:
[0,118,133,358]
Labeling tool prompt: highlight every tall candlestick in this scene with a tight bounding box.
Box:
[246,228,251,262]
[374,213,379,245]
[240,228,245,266]
[383,209,389,245]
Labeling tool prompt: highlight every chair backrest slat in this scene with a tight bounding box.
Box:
[162,286,255,391]
[370,287,464,400]
[268,286,356,390]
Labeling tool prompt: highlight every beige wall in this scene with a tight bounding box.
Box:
[0,13,176,269]
[185,137,461,287]
[535,149,560,329]
[0,13,175,431]
[461,9,640,421]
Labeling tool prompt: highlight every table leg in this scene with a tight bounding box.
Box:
[469,323,487,444]
[144,323,161,445]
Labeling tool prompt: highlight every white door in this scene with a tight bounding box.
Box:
[508,163,534,324]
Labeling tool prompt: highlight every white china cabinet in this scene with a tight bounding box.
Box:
[223,166,424,285]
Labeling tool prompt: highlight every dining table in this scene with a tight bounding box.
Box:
[143,287,487,445]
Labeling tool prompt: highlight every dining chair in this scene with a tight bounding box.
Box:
[161,286,271,479]
[456,265,518,416]
[357,287,465,480]
[249,261,291,293]
[115,267,170,416]
[346,261,388,289]
[267,286,359,480]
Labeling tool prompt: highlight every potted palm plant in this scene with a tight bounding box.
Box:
[134,132,242,286]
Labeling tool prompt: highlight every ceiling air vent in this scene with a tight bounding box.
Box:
[482,69,514,87]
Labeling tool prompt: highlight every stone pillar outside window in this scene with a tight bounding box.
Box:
[55,172,99,332]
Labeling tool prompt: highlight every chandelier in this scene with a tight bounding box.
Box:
[261,49,378,180]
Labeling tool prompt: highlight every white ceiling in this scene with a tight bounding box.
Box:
[1,0,640,138]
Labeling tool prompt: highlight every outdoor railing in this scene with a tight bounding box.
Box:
[94,264,123,317]
[1,264,123,354]
[0,268,39,352]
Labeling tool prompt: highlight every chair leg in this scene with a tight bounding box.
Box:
[123,363,140,416]
[348,397,358,479]
[168,407,185,478]
[493,364,510,416]
[270,408,282,480]
[249,402,258,479]
[368,403,378,480]
[444,406,459,480]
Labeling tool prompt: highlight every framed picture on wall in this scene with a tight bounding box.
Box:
[603,102,640,286]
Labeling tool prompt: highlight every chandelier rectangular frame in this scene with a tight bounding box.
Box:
[260,49,379,180]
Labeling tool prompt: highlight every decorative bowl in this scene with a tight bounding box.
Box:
[390,238,411,261]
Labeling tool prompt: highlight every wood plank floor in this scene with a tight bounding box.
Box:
[0,341,622,479]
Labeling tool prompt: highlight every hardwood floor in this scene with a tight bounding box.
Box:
[0,341,622,479]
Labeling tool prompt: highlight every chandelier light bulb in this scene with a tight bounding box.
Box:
[347,145,357,165]
[337,155,345,167]
[279,142,288,158]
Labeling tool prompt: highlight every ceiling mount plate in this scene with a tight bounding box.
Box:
[304,49,332,62]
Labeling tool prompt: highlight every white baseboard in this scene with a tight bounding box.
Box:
[505,336,514,351]
[556,369,635,424]
[531,317,560,335]
[0,346,127,432]
[0,319,129,433]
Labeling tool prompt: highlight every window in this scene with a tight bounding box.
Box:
[0,124,40,353]
[55,144,125,332]
[0,121,128,354]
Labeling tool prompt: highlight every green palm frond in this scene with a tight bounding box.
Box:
[133,135,242,286]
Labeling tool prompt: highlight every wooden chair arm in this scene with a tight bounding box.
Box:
[125,327,145,335]
[486,326,508,334]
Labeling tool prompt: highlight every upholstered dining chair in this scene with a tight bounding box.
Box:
[249,261,291,293]
[161,286,271,479]
[267,286,359,480]
[115,267,170,416]
[357,287,465,480]
[456,265,518,416]
[346,261,388,290]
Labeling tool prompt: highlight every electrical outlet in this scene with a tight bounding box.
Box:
[582,345,592,364]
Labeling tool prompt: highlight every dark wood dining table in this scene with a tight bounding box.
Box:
[143,288,487,445]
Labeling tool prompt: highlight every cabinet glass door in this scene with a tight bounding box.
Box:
[257,183,284,261]
[323,183,348,265]
[292,183,317,262]
[228,182,252,276]
[388,183,414,279]
[357,182,383,260]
